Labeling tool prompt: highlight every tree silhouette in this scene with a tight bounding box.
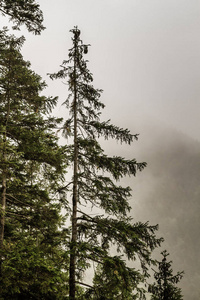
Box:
[50,27,163,300]
[149,250,184,300]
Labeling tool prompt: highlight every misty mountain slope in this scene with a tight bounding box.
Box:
[130,120,200,300]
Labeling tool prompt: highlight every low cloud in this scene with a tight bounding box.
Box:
[128,117,200,300]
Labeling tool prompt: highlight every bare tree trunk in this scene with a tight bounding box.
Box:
[0,172,6,275]
[0,52,11,277]
[0,179,6,249]
[69,33,78,300]
[0,133,7,277]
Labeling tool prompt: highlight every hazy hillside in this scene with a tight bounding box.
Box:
[129,118,200,300]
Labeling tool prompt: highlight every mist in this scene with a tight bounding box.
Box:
[130,117,200,299]
[3,0,199,298]
[91,110,200,299]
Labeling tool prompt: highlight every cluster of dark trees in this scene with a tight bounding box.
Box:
[0,1,184,299]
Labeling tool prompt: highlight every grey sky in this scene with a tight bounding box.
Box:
[19,0,200,141]
[4,1,200,299]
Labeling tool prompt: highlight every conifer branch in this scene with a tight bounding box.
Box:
[49,27,162,299]
[75,281,94,289]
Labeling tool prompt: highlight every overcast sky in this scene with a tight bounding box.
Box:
[18,0,200,141]
[3,1,200,299]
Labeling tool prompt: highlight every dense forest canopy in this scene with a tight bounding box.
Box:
[0,27,69,299]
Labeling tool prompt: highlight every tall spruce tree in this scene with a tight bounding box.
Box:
[0,28,69,299]
[50,27,163,300]
[0,0,44,34]
[149,250,184,300]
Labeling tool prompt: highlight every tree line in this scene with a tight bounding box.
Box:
[0,1,184,299]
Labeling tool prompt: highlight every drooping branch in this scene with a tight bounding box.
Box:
[75,281,94,289]
[0,0,45,34]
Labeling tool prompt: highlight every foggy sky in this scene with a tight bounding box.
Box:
[2,1,200,299]
[20,0,200,140]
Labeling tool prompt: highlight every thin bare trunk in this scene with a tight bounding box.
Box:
[0,169,6,248]
[0,128,8,277]
[69,34,78,300]
[0,50,11,276]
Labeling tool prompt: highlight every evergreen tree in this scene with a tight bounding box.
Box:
[0,28,68,299]
[0,0,44,34]
[149,250,184,300]
[84,260,146,300]
[50,27,163,300]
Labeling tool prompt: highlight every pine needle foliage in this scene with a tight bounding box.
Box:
[0,0,45,34]
[50,26,163,299]
[0,28,68,298]
[149,250,184,300]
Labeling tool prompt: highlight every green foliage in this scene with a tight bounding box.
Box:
[83,258,146,300]
[0,232,69,299]
[149,250,184,300]
[0,0,45,34]
[50,27,163,299]
[0,28,68,298]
